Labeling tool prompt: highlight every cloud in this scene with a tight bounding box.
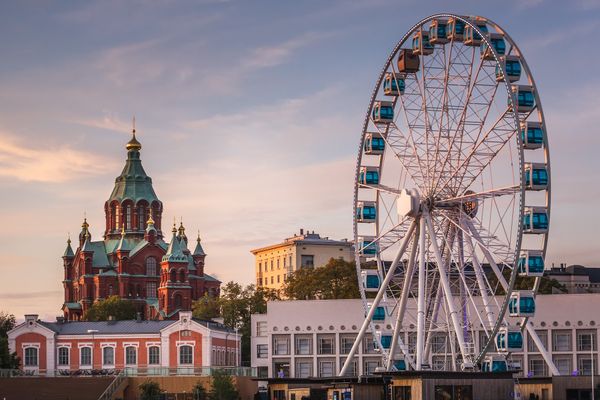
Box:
[71,112,133,133]
[0,290,62,300]
[0,131,112,182]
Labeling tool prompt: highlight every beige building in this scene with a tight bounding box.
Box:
[251,229,354,291]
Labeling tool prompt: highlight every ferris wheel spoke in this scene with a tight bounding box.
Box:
[436,184,519,206]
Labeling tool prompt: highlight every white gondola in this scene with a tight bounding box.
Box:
[383,72,406,96]
[358,236,378,257]
[372,100,394,123]
[361,270,380,292]
[429,19,448,44]
[523,206,549,234]
[356,201,377,223]
[520,121,545,150]
[524,162,549,191]
[518,250,545,277]
[481,33,505,60]
[358,166,380,185]
[412,30,434,56]
[509,85,535,113]
[496,327,523,352]
[496,55,521,83]
[509,291,536,317]
[364,132,386,155]
[464,20,488,46]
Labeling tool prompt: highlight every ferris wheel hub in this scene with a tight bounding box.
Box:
[397,188,421,218]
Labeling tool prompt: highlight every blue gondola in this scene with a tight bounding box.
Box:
[359,166,380,185]
[412,30,434,55]
[482,356,508,372]
[520,122,545,150]
[364,132,386,155]
[496,55,521,82]
[372,101,394,123]
[509,85,535,113]
[447,17,466,41]
[481,33,506,60]
[429,19,448,44]
[518,250,545,277]
[393,359,407,371]
[359,236,378,256]
[496,328,523,352]
[371,305,386,321]
[380,335,392,349]
[361,270,380,291]
[525,163,549,190]
[357,201,377,223]
[509,291,536,317]
[464,20,488,46]
[523,207,549,234]
[383,72,405,96]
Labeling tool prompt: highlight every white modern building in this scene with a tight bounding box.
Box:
[251,295,599,379]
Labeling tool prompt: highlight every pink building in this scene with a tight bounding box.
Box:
[8,312,240,375]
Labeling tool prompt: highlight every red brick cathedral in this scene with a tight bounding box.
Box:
[62,129,220,321]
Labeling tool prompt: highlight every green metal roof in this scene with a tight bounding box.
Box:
[107,147,160,205]
[162,230,187,263]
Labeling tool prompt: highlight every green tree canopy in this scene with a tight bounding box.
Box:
[193,381,209,400]
[139,379,162,400]
[0,311,19,369]
[84,295,137,321]
[283,258,360,300]
[209,370,239,400]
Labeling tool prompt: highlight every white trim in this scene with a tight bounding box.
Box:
[56,343,72,348]
[100,342,117,348]
[176,341,195,347]
[147,345,161,366]
[58,334,160,340]
[101,345,116,369]
[22,345,40,368]
[79,346,93,369]
[177,343,195,366]
[21,343,41,349]
[123,342,140,347]
[77,342,93,348]
[145,341,161,347]
[56,346,70,368]
[124,345,138,366]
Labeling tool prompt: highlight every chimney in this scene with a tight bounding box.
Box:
[56,316,65,324]
[300,229,304,235]
[25,314,38,326]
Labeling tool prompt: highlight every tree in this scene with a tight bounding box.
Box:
[0,312,19,369]
[193,294,220,320]
[84,295,137,321]
[209,370,239,400]
[193,381,209,400]
[192,283,279,365]
[283,258,360,300]
[139,379,162,400]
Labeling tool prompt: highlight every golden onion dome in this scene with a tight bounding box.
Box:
[126,129,142,151]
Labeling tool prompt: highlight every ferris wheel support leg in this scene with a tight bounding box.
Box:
[339,220,417,377]
[463,219,560,375]
[416,215,428,370]
[386,223,420,371]
[425,212,470,364]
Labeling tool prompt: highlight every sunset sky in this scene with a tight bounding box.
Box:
[1,0,600,319]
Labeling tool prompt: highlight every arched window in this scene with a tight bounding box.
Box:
[110,204,117,231]
[80,347,92,366]
[126,205,132,229]
[148,346,160,365]
[174,293,182,308]
[108,284,113,296]
[138,206,145,230]
[179,345,193,365]
[170,269,176,282]
[115,205,120,229]
[179,269,186,283]
[103,347,114,366]
[146,282,157,299]
[146,257,157,276]
[57,347,69,366]
[24,347,38,366]
[125,346,137,365]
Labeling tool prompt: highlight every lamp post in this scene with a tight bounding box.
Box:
[87,329,99,370]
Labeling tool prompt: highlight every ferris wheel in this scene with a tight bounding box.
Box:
[341,14,559,375]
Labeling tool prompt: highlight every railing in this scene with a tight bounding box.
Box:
[97,370,126,400]
[0,366,257,378]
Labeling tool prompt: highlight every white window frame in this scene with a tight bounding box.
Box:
[318,359,335,377]
[177,342,194,366]
[79,345,93,369]
[101,343,116,368]
[257,344,268,359]
[22,344,40,369]
[124,345,138,366]
[57,346,70,368]
[147,345,161,366]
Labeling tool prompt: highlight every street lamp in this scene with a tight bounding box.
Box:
[87,330,99,370]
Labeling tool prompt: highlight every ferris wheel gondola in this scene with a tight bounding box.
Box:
[341,14,559,375]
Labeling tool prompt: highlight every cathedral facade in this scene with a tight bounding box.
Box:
[62,130,220,320]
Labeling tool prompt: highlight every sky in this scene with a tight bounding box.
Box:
[1,0,600,320]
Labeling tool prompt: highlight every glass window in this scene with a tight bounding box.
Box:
[257,344,268,358]
[528,330,548,352]
[577,355,596,375]
[103,347,114,366]
[273,336,290,355]
[125,346,137,365]
[256,321,267,337]
[339,357,357,376]
[300,255,314,268]
[146,282,157,299]
[435,386,472,400]
[179,345,193,365]
[577,330,597,351]
[295,359,312,378]
[529,357,548,376]
[364,359,380,375]
[295,336,312,355]
[553,357,572,376]
[24,347,38,367]
[318,335,335,355]
[80,347,92,366]
[363,334,377,354]
[273,361,290,378]
[126,206,132,229]
[149,346,160,365]
[318,360,335,377]
[432,334,448,354]
[340,335,356,354]
[552,330,572,352]
[146,257,157,276]
[58,347,69,366]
